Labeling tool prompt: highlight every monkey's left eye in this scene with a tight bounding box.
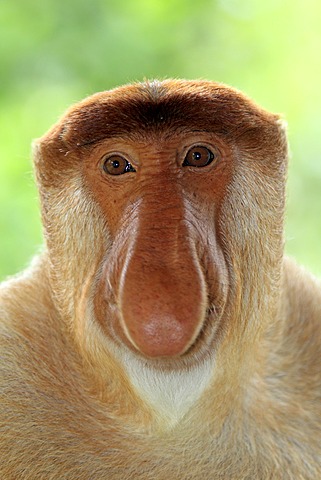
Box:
[183,146,215,168]
[103,155,136,176]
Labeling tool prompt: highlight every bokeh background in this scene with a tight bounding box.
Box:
[1,0,321,281]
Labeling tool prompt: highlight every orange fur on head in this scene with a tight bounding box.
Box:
[0,80,320,479]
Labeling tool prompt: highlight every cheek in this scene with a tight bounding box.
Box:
[182,157,233,207]
[182,160,233,251]
[84,169,135,237]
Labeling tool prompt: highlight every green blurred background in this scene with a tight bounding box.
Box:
[0,0,321,281]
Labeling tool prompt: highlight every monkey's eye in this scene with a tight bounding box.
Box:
[103,155,136,176]
[183,146,215,168]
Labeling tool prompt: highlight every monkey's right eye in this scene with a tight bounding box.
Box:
[103,155,136,176]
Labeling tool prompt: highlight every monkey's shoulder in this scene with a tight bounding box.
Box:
[281,256,321,344]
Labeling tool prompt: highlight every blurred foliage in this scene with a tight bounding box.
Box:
[0,0,321,280]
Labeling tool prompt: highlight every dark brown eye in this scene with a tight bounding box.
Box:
[103,155,136,176]
[183,146,215,168]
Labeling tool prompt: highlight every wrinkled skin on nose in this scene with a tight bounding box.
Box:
[118,191,208,358]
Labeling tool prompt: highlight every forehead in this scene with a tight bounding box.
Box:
[59,80,278,150]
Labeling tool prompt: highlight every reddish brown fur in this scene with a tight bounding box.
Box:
[0,80,320,478]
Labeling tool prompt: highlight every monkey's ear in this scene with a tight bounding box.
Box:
[33,121,66,161]
[276,117,288,135]
[275,117,289,157]
[32,139,42,166]
[276,118,290,164]
[32,138,50,188]
[32,122,68,189]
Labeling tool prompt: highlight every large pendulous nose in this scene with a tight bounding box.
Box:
[118,195,207,358]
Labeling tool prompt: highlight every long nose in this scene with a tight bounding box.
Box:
[119,185,207,358]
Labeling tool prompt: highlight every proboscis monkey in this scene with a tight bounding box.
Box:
[0,80,320,479]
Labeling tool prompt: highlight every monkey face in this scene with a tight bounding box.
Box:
[83,131,231,359]
[33,80,288,364]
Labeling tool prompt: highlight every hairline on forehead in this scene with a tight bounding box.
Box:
[58,80,279,150]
